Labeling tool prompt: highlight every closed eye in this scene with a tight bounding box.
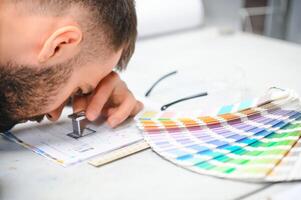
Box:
[74,87,92,97]
[74,88,84,96]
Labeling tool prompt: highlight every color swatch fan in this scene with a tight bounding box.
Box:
[136,88,301,182]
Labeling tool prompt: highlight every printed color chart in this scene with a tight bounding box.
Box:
[136,89,301,182]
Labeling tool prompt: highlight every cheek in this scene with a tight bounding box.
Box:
[72,50,123,95]
[44,79,77,114]
[44,93,70,115]
[80,64,114,88]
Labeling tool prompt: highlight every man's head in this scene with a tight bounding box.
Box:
[0,0,137,132]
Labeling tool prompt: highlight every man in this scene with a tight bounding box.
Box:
[0,0,143,132]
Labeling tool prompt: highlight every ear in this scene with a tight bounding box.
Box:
[38,26,83,64]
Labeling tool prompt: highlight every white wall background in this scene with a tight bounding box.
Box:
[136,0,204,39]
[135,0,300,44]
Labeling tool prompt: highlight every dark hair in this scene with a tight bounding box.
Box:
[76,0,138,70]
[91,0,138,70]
[0,0,138,132]
[20,0,138,70]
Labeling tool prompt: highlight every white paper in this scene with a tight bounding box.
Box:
[136,0,204,38]
[5,107,143,166]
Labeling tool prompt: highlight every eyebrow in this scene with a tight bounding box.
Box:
[73,85,94,97]
[85,85,94,94]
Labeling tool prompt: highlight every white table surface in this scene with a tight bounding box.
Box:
[1,28,301,200]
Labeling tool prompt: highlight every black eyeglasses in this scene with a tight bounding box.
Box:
[145,70,208,111]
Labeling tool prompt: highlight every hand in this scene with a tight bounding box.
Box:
[72,72,143,127]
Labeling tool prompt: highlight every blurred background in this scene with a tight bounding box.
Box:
[121,0,301,111]
[135,0,301,44]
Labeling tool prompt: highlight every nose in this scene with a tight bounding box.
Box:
[46,103,66,121]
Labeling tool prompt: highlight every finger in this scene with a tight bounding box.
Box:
[100,105,113,118]
[106,107,118,117]
[72,95,88,113]
[86,80,116,121]
[106,100,143,124]
[130,101,144,116]
[107,95,136,128]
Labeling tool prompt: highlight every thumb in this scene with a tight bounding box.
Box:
[72,95,88,113]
